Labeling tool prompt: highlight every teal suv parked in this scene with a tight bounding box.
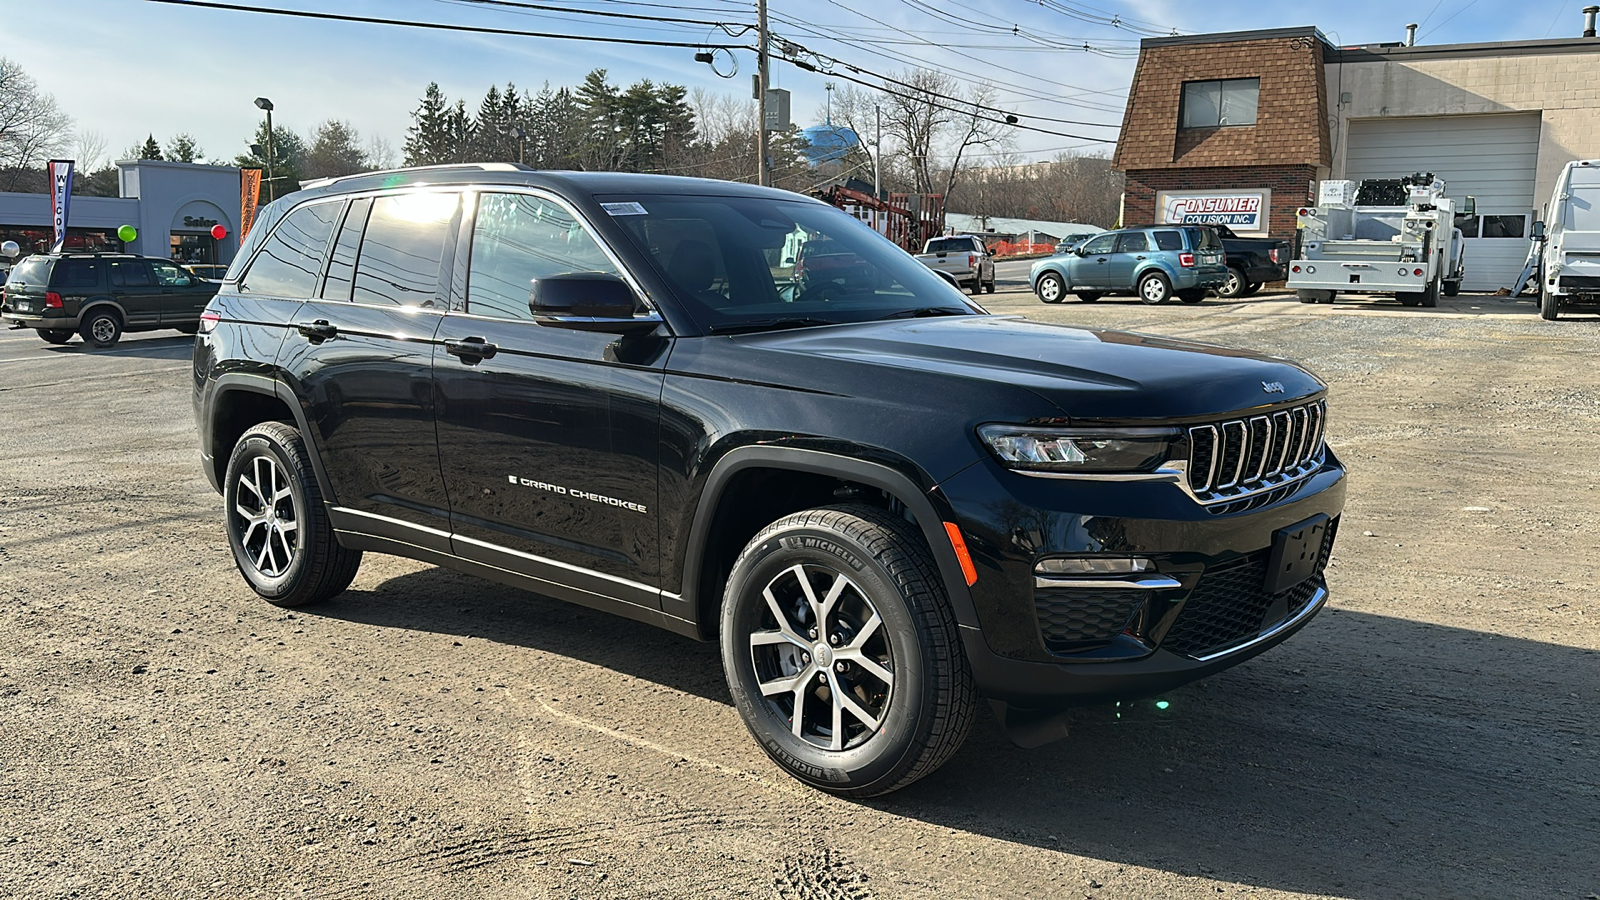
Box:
[1031,226,1228,305]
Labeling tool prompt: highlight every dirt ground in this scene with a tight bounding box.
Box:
[1,284,1597,900]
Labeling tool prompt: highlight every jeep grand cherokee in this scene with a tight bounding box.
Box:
[193,164,1345,797]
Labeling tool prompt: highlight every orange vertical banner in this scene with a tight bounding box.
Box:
[239,168,263,240]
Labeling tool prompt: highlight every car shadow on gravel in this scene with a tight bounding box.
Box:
[38,335,195,359]
[311,564,731,704]
[884,606,1600,899]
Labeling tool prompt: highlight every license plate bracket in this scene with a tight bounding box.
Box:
[1264,514,1329,594]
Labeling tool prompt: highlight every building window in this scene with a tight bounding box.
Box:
[1181,78,1260,128]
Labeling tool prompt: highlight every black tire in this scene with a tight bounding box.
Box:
[1442,280,1461,297]
[1297,290,1333,304]
[983,277,995,294]
[1419,278,1439,308]
[1034,271,1066,304]
[1214,267,1246,299]
[1541,284,1560,321]
[1322,290,1337,304]
[1240,280,1263,297]
[37,329,72,345]
[1076,292,1102,303]
[720,504,976,798]
[1137,271,1172,305]
[78,308,122,348]
[968,277,982,296]
[223,422,362,607]
[1177,289,1205,304]
[1398,295,1421,307]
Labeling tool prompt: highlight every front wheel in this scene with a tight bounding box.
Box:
[1138,271,1172,305]
[1541,284,1560,321]
[720,505,976,797]
[1034,271,1066,304]
[37,329,72,345]
[224,422,362,607]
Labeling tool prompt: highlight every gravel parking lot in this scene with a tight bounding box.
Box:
[2,279,1597,899]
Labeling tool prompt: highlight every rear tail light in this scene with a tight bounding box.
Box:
[1270,248,1281,264]
[1178,252,1195,267]
[1297,208,1308,216]
[1291,265,1301,273]
[1414,268,1424,276]
[967,253,977,268]
[45,291,63,308]
[198,310,221,334]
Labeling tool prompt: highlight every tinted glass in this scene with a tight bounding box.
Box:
[7,256,49,285]
[1219,79,1259,126]
[1181,81,1220,128]
[110,259,153,288]
[352,192,458,308]
[1481,215,1525,238]
[1081,233,1117,255]
[321,197,371,302]
[240,202,340,297]
[924,237,976,254]
[149,260,193,286]
[1153,230,1183,251]
[1115,232,1150,253]
[467,192,619,320]
[1455,215,1480,238]
[1185,227,1222,250]
[54,259,101,289]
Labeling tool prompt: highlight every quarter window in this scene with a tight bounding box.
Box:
[321,198,372,301]
[1181,78,1260,128]
[1153,230,1183,251]
[239,201,341,298]
[467,192,620,320]
[352,192,458,308]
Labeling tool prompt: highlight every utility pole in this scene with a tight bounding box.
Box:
[756,0,770,187]
[873,105,882,200]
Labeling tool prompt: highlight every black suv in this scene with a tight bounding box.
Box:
[1,252,219,347]
[193,165,1346,796]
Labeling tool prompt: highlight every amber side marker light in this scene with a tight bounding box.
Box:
[943,522,978,586]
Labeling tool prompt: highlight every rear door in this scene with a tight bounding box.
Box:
[107,258,164,328]
[433,190,667,608]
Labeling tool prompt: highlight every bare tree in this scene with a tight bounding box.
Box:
[0,57,73,190]
[365,135,396,170]
[876,70,1011,202]
[74,129,109,172]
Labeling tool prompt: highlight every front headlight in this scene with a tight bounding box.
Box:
[978,424,1178,473]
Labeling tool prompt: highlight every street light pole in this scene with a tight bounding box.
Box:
[254,97,275,201]
[756,0,770,187]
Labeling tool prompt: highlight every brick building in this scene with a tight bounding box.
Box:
[1112,20,1600,290]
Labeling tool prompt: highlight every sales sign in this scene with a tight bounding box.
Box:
[1156,189,1270,235]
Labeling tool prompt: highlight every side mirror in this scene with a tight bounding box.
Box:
[530,273,661,334]
[1460,196,1476,217]
[1532,220,1546,241]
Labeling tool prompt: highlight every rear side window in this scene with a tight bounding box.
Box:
[320,197,372,301]
[52,259,101,290]
[1153,230,1183,251]
[1115,232,1150,253]
[466,192,617,319]
[110,259,153,288]
[353,192,458,308]
[240,202,341,298]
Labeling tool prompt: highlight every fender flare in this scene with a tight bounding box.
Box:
[678,445,980,634]
[207,372,339,504]
[77,299,127,324]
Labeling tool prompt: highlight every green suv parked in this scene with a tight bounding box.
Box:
[1,252,221,347]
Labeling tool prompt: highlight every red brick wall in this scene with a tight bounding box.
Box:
[1124,165,1318,241]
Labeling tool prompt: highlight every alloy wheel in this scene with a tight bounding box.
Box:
[748,563,895,752]
[233,455,301,578]
[91,317,117,344]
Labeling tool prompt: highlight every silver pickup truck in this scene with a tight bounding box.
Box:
[915,235,996,295]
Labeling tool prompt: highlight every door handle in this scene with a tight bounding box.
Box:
[444,337,498,364]
[296,319,338,342]
[1135,256,1147,260]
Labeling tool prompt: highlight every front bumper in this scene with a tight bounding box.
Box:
[937,450,1346,708]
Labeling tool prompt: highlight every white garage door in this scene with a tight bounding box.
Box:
[1345,113,1540,292]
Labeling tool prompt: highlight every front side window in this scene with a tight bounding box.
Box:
[1181,78,1260,128]
[149,260,193,286]
[1480,215,1525,239]
[352,192,458,308]
[110,259,153,288]
[467,192,620,320]
[239,201,341,298]
[1081,233,1117,255]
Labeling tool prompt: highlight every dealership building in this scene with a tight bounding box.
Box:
[1112,17,1600,290]
[0,160,242,266]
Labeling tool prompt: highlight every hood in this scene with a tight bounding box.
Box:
[739,315,1326,421]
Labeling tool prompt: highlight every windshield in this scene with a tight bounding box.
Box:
[603,194,981,333]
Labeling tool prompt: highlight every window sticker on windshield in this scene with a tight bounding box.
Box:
[601,201,648,216]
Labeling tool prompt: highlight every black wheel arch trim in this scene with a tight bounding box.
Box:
[206,372,339,505]
[675,445,981,640]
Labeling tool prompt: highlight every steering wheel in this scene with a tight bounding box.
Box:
[794,280,844,304]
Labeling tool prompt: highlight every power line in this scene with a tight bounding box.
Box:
[435,0,753,34]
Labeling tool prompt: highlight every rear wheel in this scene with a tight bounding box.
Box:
[1419,278,1439,308]
[1442,280,1461,297]
[79,309,122,348]
[983,276,995,294]
[1240,280,1263,297]
[1541,284,1561,321]
[1177,289,1205,304]
[224,422,362,607]
[37,329,72,345]
[720,504,976,797]
[1034,271,1066,304]
[1137,272,1172,305]
[1214,267,1246,299]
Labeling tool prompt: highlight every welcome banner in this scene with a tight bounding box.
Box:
[47,159,74,253]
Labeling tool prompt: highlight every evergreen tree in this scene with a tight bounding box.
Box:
[575,69,623,171]
[233,122,306,199]
[403,82,452,166]
[471,85,507,162]
[165,133,202,163]
[138,134,163,160]
[445,99,474,164]
[303,119,367,179]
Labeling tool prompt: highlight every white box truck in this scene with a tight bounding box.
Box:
[1289,175,1471,307]
[1533,159,1600,320]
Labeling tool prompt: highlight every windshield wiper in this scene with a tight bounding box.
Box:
[708,316,837,335]
[875,307,971,320]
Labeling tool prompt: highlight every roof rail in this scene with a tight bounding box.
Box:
[300,162,532,190]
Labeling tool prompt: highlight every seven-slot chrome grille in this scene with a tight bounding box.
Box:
[1187,398,1327,504]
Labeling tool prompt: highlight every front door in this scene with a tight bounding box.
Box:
[1106,231,1151,290]
[433,190,668,610]
[147,259,211,323]
[106,258,164,328]
[1071,232,1118,289]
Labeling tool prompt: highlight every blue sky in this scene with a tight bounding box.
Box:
[0,0,1586,168]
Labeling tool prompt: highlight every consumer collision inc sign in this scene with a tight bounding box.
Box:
[1156,189,1270,236]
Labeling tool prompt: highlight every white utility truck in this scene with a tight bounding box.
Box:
[1531,159,1600,320]
[1289,175,1471,307]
